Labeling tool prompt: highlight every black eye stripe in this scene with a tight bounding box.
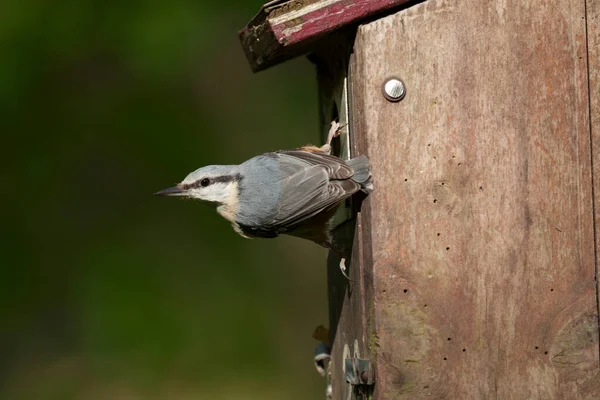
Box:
[181,174,241,190]
[211,174,242,184]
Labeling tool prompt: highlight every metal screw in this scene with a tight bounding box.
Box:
[382,77,406,102]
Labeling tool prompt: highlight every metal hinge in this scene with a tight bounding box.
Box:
[345,357,375,386]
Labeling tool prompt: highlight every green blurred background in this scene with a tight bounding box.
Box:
[1,1,328,399]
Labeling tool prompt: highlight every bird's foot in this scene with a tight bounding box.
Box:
[321,120,346,154]
[325,241,352,281]
[339,258,350,280]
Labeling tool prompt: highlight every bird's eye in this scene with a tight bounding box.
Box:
[200,178,211,187]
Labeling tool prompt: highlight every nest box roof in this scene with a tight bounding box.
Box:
[239,0,411,72]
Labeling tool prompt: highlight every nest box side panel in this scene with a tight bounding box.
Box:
[312,36,377,399]
[589,0,600,286]
[350,0,599,398]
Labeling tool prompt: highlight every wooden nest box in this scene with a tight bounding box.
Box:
[240,0,600,398]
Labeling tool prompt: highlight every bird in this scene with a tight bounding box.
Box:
[155,124,372,251]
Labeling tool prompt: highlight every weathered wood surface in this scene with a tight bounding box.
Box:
[589,0,600,326]
[347,0,600,398]
[313,35,376,398]
[239,0,411,72]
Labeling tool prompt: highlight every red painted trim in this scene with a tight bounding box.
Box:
[239,0,411,72]
[271,0,401,45]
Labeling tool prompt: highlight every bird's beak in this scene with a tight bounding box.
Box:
[154,185,188,197]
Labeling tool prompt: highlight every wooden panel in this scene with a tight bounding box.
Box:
[238,0,412,72]
[326,218,374,400]
[349,0,600,398]
[589,0,600,332]
[313,35,376,399]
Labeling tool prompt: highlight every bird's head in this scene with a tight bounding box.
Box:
[155,165,241,206]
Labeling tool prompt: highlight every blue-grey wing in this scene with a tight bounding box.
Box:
[267,151,360,230]
[276,149,354,179]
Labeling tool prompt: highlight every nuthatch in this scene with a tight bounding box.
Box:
[155,125,372,251]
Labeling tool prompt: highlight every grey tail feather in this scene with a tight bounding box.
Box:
[347,155,373,193]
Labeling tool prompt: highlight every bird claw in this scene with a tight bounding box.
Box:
[328,121,342,142]
[339,257,350,280]
[321,120,345,154]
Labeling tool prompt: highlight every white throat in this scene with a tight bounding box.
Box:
[188,181,239,223]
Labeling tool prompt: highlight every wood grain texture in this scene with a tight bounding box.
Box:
[313,34,376,399]
[349,0,600,398]
[326,218,375,399]
[588,0,600,347]
[239,0,411,72]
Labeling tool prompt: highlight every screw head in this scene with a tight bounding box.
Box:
[382,77,406,102]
